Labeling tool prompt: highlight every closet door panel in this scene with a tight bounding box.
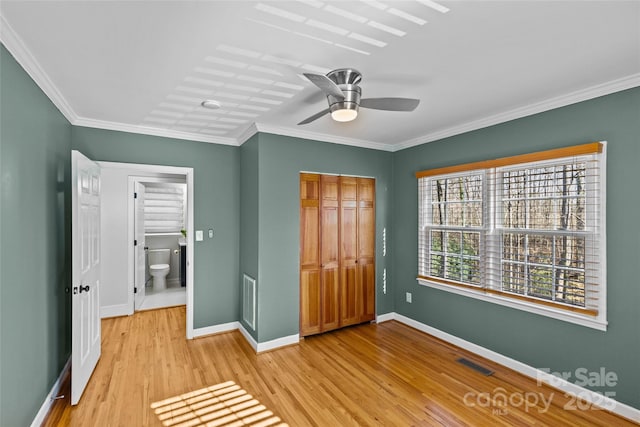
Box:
[359,261,376,322]
[300,207,319,268]
[340,176,359,326]
[320,175,340,331]
[300,174,321,336]
[300,271,321,335]
[340,264,359,326]
[358,178,376,322]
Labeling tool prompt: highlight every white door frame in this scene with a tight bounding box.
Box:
[98,161,195,339]
[133,180,147,310]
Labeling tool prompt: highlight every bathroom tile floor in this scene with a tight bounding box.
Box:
[139,282,185,311]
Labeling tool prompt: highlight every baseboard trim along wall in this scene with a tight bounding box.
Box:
[377,312,640,424]
[192,321,241,338]
[31,357,71,427]
[194,322,299,353]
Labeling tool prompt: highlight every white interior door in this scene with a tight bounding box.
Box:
[71,150,102,405]
[134,182,146,310]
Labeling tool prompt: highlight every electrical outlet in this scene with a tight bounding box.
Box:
[208,229,214,238]
[406,292,412,303]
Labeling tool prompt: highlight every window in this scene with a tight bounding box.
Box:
[417,142,606,330]
[143,184,186,233]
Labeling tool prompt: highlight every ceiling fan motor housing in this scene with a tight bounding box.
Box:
[327,68,362,86]
[327,84,361,117]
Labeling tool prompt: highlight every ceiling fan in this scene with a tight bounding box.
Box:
[298,68,420,125]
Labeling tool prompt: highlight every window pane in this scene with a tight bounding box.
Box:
[503,200,526,228]
[555,270,585,306]
[554,163,586,198]
[446,231,461,253]
[554,236,585,269]
[502,262,526,294]
[528,166,556,199]
[430,230,443,252]
[503,233,525,261]
[431,203,445,225]
[465,202,482,227]
[528,198,555,229]
[430,254,444,278]
[461,258,481,284]
[446,177,463,201]
[528,266,553,299]
[502,170,526,199]
[432,179,446,202]
[559,196,586,231]
[445,256,461,281]
[528,235,553,265]
[462,232,480,257]
[445,203,464,226]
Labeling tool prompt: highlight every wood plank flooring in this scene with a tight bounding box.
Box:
[44,307,635,426]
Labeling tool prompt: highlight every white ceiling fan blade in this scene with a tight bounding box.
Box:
[303,73,345,100]
[360,98,420,112]
[298,108,331,125]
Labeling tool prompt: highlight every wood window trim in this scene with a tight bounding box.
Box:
[415,142,603,178]
[417,275,599,317]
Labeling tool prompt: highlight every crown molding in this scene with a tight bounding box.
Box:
[392,73,640,152]
[73,117,239,146]
[254,123,395,151]
[236,122,259,146]
[0,13,77,123]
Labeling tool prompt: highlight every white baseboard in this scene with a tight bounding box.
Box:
[100,303,131,319]
[193,321,240,338]
[237,324,299,353]
[376,312,395,323]
[256,333,299,353]
[238,324,258,352]
[385,312,639,423]
[31,357,71,427]
[194,321,298,354]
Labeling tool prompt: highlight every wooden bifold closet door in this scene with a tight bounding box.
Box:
[300,173,375,337]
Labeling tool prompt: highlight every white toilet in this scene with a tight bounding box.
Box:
[148,249,170,291]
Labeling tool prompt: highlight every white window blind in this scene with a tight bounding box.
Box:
[417,142,606,329]
[144,185,185,233]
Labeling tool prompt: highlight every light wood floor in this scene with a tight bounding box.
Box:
[44,307,634,426]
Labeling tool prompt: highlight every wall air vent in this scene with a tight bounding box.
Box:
[243,274,256,330]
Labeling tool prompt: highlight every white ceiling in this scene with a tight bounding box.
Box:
[1,1,639,151]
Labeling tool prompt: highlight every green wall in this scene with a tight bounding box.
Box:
[239,134,259,338]
[71,127,241,328]
[255,133,393,342]
[0,45,72,426]
[391,87,640,408]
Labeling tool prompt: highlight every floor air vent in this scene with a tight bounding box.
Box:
[456,358,494,376]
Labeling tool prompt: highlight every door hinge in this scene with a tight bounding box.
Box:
[134,239,137,246]
[134,287,137,294]
[134,192,137,199]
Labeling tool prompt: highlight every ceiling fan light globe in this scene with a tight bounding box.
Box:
[331,108,358,122]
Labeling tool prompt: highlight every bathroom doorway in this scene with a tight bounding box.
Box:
[97,161,195,339]
[132,178,187,312]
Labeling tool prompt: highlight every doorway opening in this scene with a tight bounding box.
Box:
[132,178,187,312]
[98,161,195,338]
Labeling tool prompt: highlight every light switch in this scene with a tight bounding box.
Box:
[195,230,203,241]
